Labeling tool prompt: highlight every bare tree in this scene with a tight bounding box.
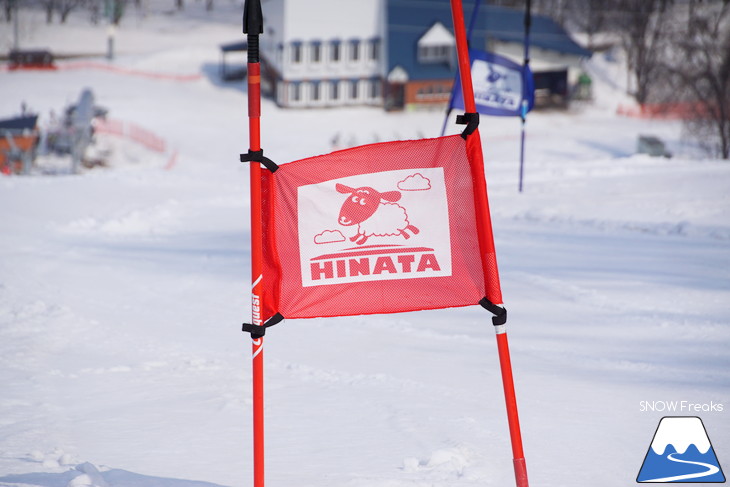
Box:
[40,0,57,23]
[4,0,16,22]
[89,0,101,24]
[560,0,611,49]
[616,0,673,105]
[664,3,730,159]
[57,0,85,23]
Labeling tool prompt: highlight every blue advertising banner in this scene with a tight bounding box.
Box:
[451,49,535,117]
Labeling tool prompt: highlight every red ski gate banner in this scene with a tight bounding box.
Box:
[260,134,502,320]
[243,2,529,486]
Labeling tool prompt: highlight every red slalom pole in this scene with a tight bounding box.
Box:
[448,1,529,486]
[496,329,528,487]
[243,1,265,486]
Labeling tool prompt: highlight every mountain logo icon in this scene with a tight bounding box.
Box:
[637,416,726,483]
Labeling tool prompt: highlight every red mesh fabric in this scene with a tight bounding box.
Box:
[465,132,503,306]
[260,135,501,320]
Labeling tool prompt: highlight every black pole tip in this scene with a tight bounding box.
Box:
[243,0,263,34]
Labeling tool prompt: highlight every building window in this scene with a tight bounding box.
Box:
[370,79,380,99]
[418,44,451,64]
[330,41,341,62]
[349,40,360,62]
[311,42,321,63]
[291,42,302,64]
[331,81,339,100]
[350,80,359,99]
[414,83,450,101]
[369,39,380,61]
[312,81,321,101]
[291,82,301,102]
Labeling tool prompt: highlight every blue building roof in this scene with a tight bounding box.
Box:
[387,0,592,81]
[0,115,38,131]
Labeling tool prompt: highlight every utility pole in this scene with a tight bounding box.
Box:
[106,0,116,60]
[13,0,19,51]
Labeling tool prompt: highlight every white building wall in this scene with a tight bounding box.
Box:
[261,0,384,107]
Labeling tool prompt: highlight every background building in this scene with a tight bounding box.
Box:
[258,0,591,110]
[260,0,384,108]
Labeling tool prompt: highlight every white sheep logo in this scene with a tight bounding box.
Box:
[336,183,420,245]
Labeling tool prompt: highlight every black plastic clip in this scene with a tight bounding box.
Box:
[479,297,507,326]
[456,112,480,140]
[240,149,279,173]
[242,312,284,339]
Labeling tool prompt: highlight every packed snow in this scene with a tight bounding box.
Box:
[1,2,728,487]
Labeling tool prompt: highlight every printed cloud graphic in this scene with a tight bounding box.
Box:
[397,173,431,191]
[314,229,346,244]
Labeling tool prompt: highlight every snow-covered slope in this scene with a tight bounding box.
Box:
[1,3,728,487]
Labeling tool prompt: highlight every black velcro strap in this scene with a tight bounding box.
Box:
[240,149,279,172]
[479,297,507,326]
[242,312,285,338]
[241,322,264,338]
[456,112,479,139]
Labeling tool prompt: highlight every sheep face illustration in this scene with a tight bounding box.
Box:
[336,183,420,245]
